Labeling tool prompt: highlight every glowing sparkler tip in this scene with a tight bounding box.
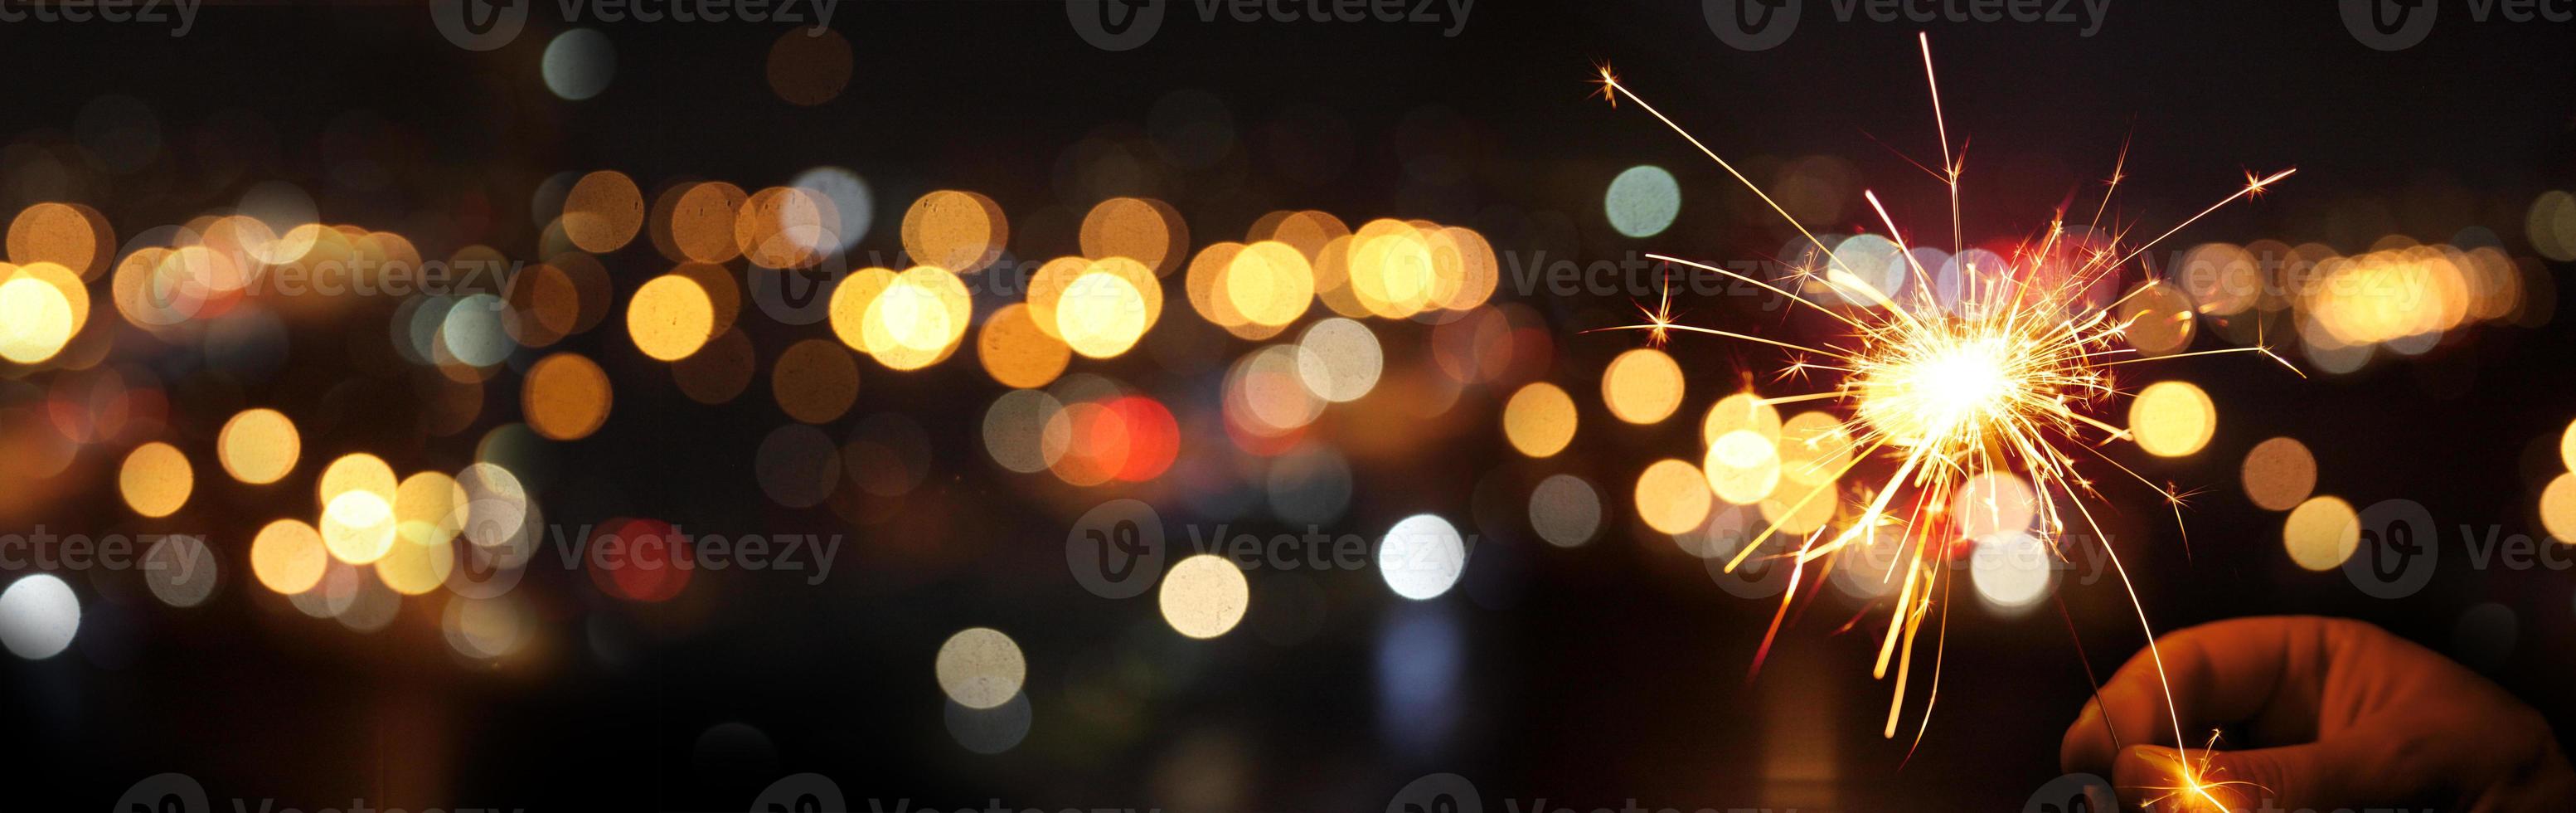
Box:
[2142,733,2270,813]
[1591,61,1622,105]
[2244,167,2297,196]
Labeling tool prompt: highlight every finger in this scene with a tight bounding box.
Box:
[2113,742,2393,812]
[2060,616,2345,774]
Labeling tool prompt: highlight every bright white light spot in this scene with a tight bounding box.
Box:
[542,29,616,101]
[1970,532,2054,611]
[1379,514,1467,600]
[0,574,80,660]
[1605,164,1681,238]
[934,627,1026,709]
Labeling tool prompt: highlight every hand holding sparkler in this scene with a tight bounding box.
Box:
[2060,616,2576,811]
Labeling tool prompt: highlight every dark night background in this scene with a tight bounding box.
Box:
[2,1,2574,810]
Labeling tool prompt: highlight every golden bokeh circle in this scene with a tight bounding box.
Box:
[2240,436,2317,512]
[7,202,113,280]
[119,441,193,518]
[978,303,1070,388]
[901,190,1007,275]
[671,182,748,264]
[627,274,716,362]
[1502,382,1577,458]
[1056,269,1150,359]
[561,170,645,253]
[2128,381,2215,457]
[1602,348,1685,425]
[218,408,301,485]
[2542,473,2576,544]
[1079,197,1188,276]
[1702,392,1783,446]
[773,338,861,424]
[1635,459,1715,535]
[250,518,328,595]
[523,353,614,441]
[1704,429,1783,505]
[2283,495,2360,571]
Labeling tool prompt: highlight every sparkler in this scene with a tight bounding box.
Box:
[1594,34,2295,806]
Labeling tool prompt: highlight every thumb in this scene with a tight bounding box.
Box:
[2113,742,2377,812]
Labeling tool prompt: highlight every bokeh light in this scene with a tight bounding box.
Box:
[1969,532,2054,611]
[1601,348,1683,424]
[2240,436,2317,512]
[2541,473,2576,544]
[902,191,1007,275]
[250,518,327,595]
[1158,554,1250,639]
[628,274,716,362]
[2283,495,2360,571]
[1529,473,1602,548]
[1378,514,1465,601]
[773,338,861,424]
[0,574,79,660]
[1605,164,1681,238]
[1502,382,1576,458]
[1634,458,1715,535]
[118,441,192,518]
[2127,381,2215,457]
[934,627,1026,710]
[562,170,643,252]
[978,303,1071,388]
[524,353,614,441]
[541,29,617,101]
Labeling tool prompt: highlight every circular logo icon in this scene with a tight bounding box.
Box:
[2345,498,2438,600]
[2024,772,2117,813]
[1387,772,1482,813]
[431,0,530,52]
[1705,544,1792,600]
[444,496,534,599]
[115,772,210,813]
[2341,0,2438,51]
[751,772,848,813]
[1067,498,1166,599]
[747,261,843,328]
[1705,0,1802,52]
[1067,0,1166,52]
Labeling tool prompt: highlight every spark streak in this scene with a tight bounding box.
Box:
[1597,36,2295,802]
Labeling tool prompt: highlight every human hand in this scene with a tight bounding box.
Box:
[2059,616,2575,811]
